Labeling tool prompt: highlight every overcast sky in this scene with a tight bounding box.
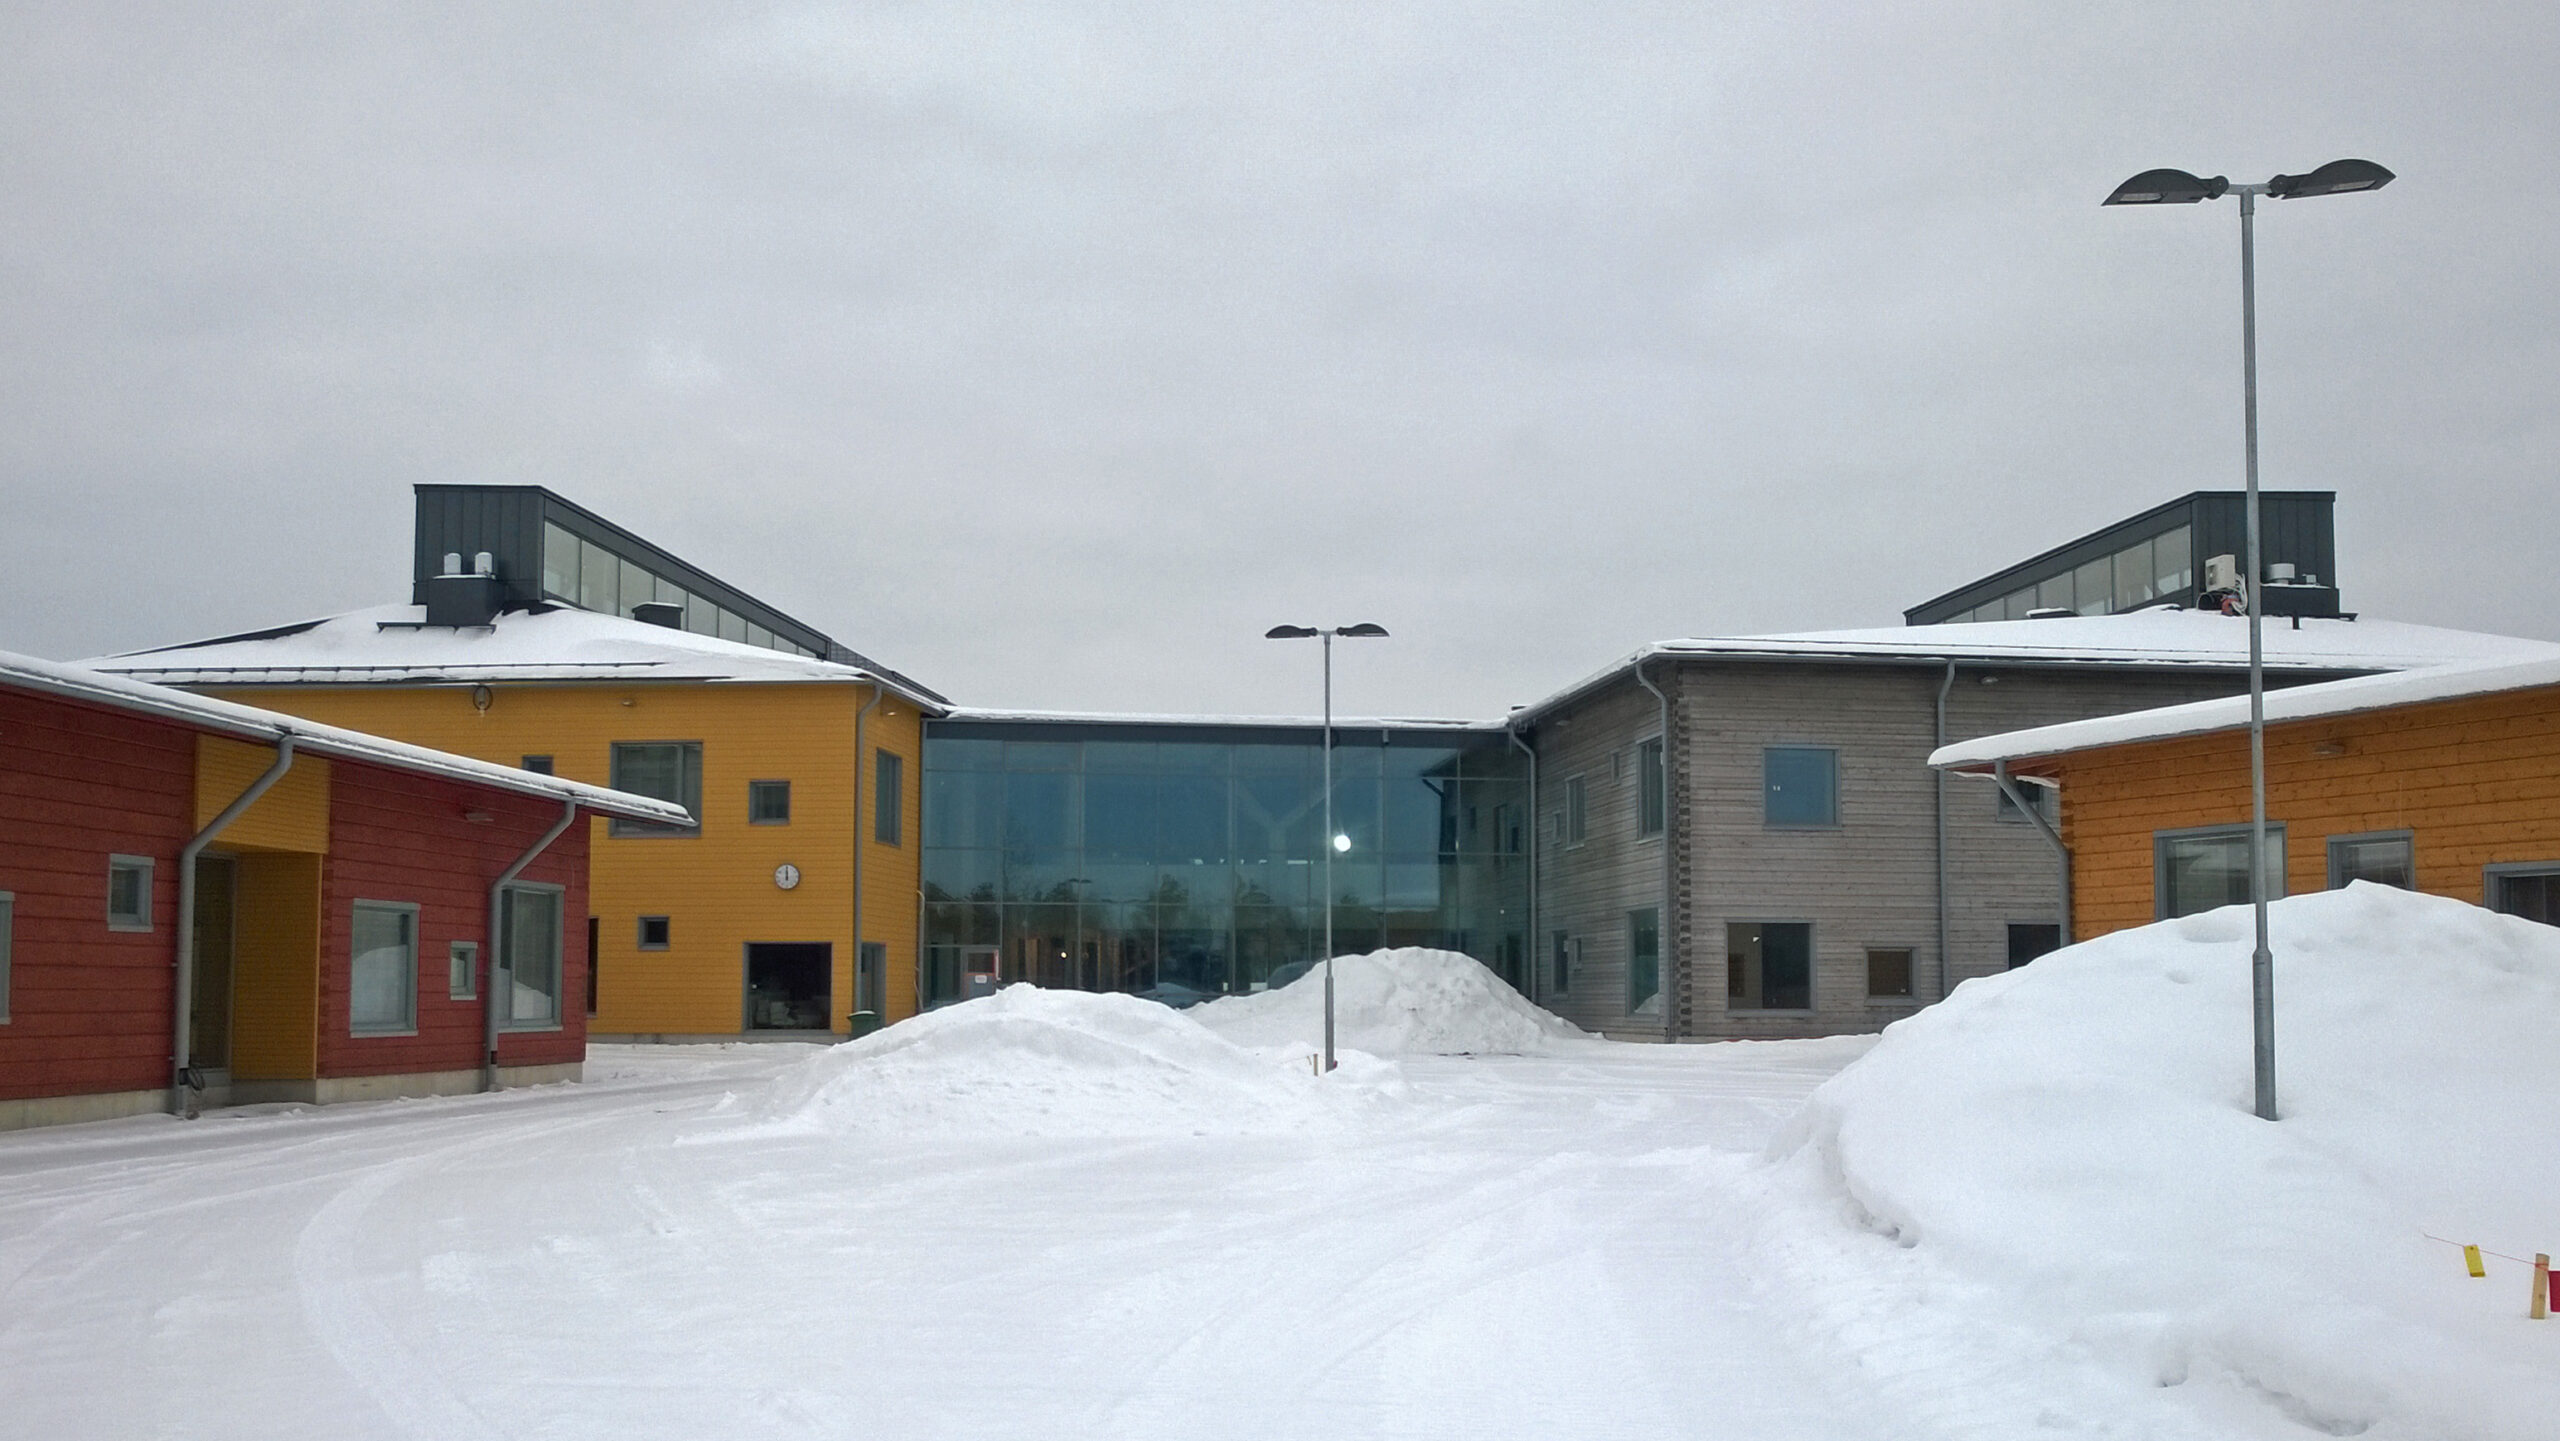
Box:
[5,3,2554,717]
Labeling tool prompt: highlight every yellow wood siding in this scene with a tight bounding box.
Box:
[231,852,321,1081]
[2046,685,2560,938]
[196,737,330,852]
[205,681,925,1036]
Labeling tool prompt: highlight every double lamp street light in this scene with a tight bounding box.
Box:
[2103,157,2393,1123]
[1265,621,1389,1073]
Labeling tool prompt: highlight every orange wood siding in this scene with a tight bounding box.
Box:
[195,736,330,852]
[230,852,320,1082]
[208,681,926,1035]
[2051,684,2560,938]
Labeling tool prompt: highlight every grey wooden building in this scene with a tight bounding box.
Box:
[1509,612,2529,1041]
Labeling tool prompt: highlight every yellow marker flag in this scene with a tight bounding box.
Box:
[2465,1244,2486,1278]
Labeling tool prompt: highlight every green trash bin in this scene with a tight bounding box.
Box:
[847,1010,882,1039]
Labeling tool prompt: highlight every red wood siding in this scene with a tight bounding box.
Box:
[0,690,194,1102]
[317,761,590,1078]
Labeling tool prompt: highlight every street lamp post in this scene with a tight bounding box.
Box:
[1265,621,1390,1073]
[2104,158,2393,1123]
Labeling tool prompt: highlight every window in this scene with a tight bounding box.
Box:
[0,890,12,1023]
[541,520,581,601]
[1628,908,1660,1013]
[1763,747,1839,828]
[637,915,671,950]
[748,779,791,825]
[2007,923,2061,969]
[522,755,555,775]
[1564,775,1588,847]
[1636,737,1665,837]
[2328,832,2414,890]
[500,883,563,1029]
[1995,783,2056,825]
[2155,825,2287,919]
[350,901,419,1035]
[107,855,154,931]
[610,742,702,837]
[1728,922,1812,1010]
[448,940,478,1000]
[586,915,600,1015]
[875,751,904,845]
[1866,948,1914,999]
[1551,930,1572,995]
[2484,865,2560,926]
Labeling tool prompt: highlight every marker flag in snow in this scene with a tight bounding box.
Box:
[2464,1244,2486,1278]
[2534,1254,2550,1321]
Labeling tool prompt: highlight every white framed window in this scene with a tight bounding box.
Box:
[350,901,420,1035]
[0,890,13,1023]
[449,939,479,1000]
[500,882,565,1030]
[107,855,154,932]
[1764,748,1839,828]
[748,779,791,825]
[637,915,671,951]
[1564,775,1588,848]
[609,742,703,837]
[2328,831,2413,890]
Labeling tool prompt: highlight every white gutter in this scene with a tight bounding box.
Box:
[171,737,296,1116]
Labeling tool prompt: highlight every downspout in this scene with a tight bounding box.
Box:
[485,798,579,1093]
[172,735,297,1115]
[1992,760,2071,948]
[1506,720,1538,1002]
[1632,661,1677,1043]
[851,684,884,1029]
[1934,661,1955,1003]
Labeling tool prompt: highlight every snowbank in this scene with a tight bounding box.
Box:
[743,984,1370,1139]
[1764,885,2560,1440]
[1192,948,1586,1055]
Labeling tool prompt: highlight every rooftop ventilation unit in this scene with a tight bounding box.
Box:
[426,553,502,628]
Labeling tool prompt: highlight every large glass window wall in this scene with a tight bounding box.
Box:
[540,521,819,658]
[1947,524,2193,624]
[920,726,1530,1008]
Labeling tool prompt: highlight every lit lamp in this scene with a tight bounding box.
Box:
[2105,158,2393,1122]
[1264,622,1389,1072]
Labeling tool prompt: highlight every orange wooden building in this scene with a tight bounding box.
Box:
[1929,652,2560,941]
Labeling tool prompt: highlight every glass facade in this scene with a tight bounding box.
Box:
[1947,524,2193,624]
[540,520,820,658]
[920,722,1530,1008]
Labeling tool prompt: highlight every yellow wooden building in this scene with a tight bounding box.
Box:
[1931,651,2560,940]
[103,603,941,1039]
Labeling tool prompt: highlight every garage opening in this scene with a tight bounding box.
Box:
[744,942,833,1031]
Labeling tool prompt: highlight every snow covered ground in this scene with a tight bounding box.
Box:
[2,913,2552,1439]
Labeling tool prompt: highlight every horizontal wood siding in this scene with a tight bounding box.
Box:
[0,690,194,1101]
[317,760,591,1078]
[2052,683,2560,937]
[1532,677,1671,1039]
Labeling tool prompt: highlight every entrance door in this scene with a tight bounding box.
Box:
[743,942,833,1031]
[189,857,237,1073]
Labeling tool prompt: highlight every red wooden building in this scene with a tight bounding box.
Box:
[0,648,689,1130]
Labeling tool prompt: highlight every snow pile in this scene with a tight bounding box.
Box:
[747,984,1369,1139]
[1192,948,1587,1055]
[1765,885,2560,1440]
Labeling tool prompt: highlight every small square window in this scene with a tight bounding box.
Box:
[638,915,671,951]
[1995,784,2056,824]
[2328,832,2413,890]
[107,855,154,932]
[2156,826,2287,919]
[1866,947,1914,999]
[449,940,479,1000]
[1764,748,1839,828]
[2007,923,2061,969]
[748,780,791,825]
[610,741,703,837]
[522,755,555,775]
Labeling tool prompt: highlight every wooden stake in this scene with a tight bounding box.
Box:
[2534,1254,2550,1321]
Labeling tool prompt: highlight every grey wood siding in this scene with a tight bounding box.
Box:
[1530,656,2271,1042]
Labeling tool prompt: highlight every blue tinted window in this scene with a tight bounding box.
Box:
[1004,773,1075,851]
[1763,747,1838,827]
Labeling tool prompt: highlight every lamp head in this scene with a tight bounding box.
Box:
[1265,625,1319,640]
[1339,622,1389,638]
[2103,168,2231,205]
[2266,158,2394,199]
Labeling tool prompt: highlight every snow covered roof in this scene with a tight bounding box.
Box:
[88,604,946,711]
[1931,650,2560,772]
[1,647,693,826]
[940,706,1508,733]
[1519,610,2560,724]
